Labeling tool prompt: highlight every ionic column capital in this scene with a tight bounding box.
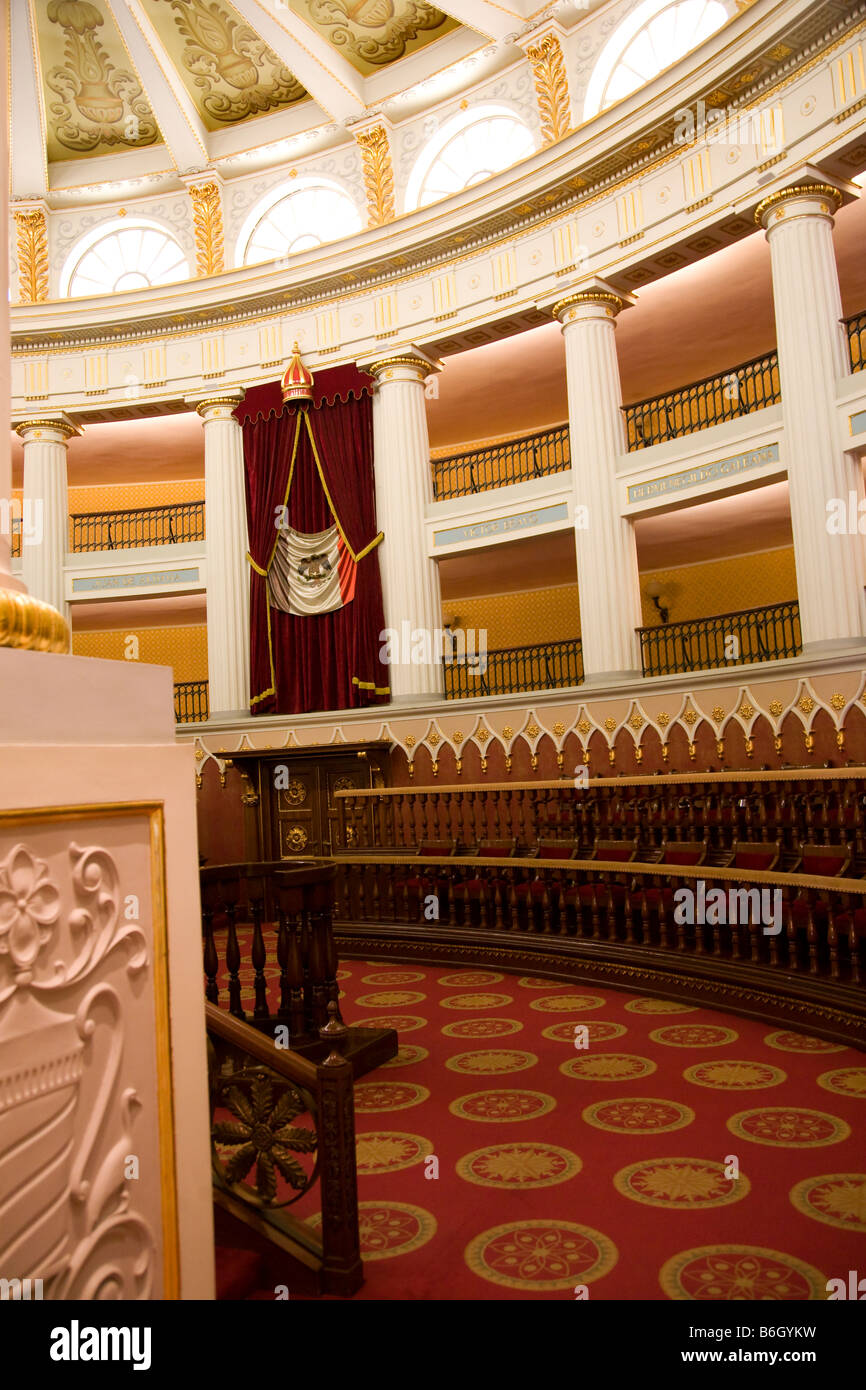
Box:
[14,414,80,443]
[755,182,844,232]
[360,346,441,386]
[542,278,636,328]
[190,393,245,423]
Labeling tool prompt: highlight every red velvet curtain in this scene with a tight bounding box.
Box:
[242,390,389,715]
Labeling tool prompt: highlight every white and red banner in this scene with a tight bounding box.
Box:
[268,523,357,617]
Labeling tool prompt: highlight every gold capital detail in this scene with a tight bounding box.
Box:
[189,182,225,277]
[0,590,70,654]
[14,210,50,304]
[526,33,572,146]
[356,125,396,228]
[754,183,843,226]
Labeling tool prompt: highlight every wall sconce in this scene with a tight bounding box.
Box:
[645,578,670,624]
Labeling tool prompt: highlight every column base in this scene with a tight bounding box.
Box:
[580,668,644,688]
[0,588,70,654]
[799,638,866,660]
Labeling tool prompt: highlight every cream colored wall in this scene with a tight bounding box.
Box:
[447,547,798,646]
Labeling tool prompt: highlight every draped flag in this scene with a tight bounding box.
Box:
[268,523,357,616]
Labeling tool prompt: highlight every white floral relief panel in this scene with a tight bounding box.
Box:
[0,809,175,1299]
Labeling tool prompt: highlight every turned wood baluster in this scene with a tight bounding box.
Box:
[385,863,396,921]
[493,877,505,930]
[308,912,328,1031]
[506,878,519,933]
[202,902,219,1006]
[540,879,552,934]
[249,882,269,1020]
[276,911,290,1017]
[807,896,821,975]
[827,899,841,981]
[224,901,245,1020]
[357,866,367,922]
[588,881,602,941]
[479,873,492,930]
[286,916,306,1040]
[323,908,341,1020]
[370,865,380,923]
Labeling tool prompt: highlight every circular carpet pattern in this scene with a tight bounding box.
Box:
[465,1220,617,1291]
[726,1107,851,1148]
[355,1132,434,1175]
[449,1090,557,1123]
[816,1067,866,1099]
[438,971,504,986]
[353,1081,430,1112]
[355,990,427,1008]
[445,1049,538,1075]
[361,971,426,985]
[625,998,698,1015]
[659,1246,829,1301]
[529,993,606,1013]
[789,1173,866,1231]
[440,993,514,1010]
[456,1142,582,1190]
[358,1014,428,1033]
[650,1024,738,1048]
[763,1030,846,1054]
[542,1020,627,1044]
[683,1060,787,1090]
[560,1053,657,1082]
[614,1158,750,1209]
[441,1018,524,1039]
[582,1098,695,1134]
[380,1044,430,1068]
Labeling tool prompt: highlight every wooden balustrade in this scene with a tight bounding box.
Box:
[336,770,866,863]
[323,852,866,1042]
[207,1001,362,1296]
[201,859,397,1074]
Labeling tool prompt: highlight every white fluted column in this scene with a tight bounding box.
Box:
[195,395,250,714]
[757,183,866,651]
[14,417,76,619]
[363,350,444,700]
[551,285,643,681]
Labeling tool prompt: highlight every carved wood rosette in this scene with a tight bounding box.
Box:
[188,181,225,277]
[526,32,572,147]
[356,124,396,228]
[13,209,50,304]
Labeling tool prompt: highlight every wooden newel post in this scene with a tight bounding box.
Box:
[317,1002,362,1296]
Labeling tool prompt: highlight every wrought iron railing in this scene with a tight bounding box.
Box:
[71,501,205,552]
[623,351,781,450]
[845,310,866,373]
[639,600,801,677]
[431,424,570,500]
[444,637,583,698]
[175,679,209,723]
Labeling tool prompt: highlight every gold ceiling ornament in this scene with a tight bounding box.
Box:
[428,732,440,746]
[769,700,784,717]
[738,702,755,720]
[526,723,540,738]
[603,717,616,733]
[501,725,514,740]
[476,728,489,742]
[711,706,726,723]
[453,731,464,744]
[830,692,846,711]
[0,589,70,655]
[188,182,225,277]
[13,210,50,305]
[577,718,591,735]
[798,695,816,715]
[405,734,416,747]
[356,124,396,227]
[525,32,572,147]
[43,1,159,155]
[146,0,306,124]
[682,708,698,725]
[628,712,644,731]
[657,712,670,727]
[553,721,566,736]
[296,0,454,74]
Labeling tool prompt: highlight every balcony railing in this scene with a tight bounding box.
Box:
[71,501,205,552]
[431,424,570,500]
[846,310,866,374]
[443,637,583,698]
[175,679,209,723]
[639,600,801,677]
[623,351,781,450]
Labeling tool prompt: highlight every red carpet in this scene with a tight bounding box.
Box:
[216,950,866,1300]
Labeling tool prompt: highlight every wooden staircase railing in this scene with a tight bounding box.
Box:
[207,1000,362,1296]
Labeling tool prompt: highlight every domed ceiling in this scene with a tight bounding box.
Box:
[13,0,530,199]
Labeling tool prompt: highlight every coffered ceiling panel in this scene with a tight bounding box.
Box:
[33,0,163,162]
[140,0,309,128]
[288,0,459,77]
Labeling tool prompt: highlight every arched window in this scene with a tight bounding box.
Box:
[584,0,729,119]
[60,219,189,298]
[237,179,362,266]
[405,105,536,212]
